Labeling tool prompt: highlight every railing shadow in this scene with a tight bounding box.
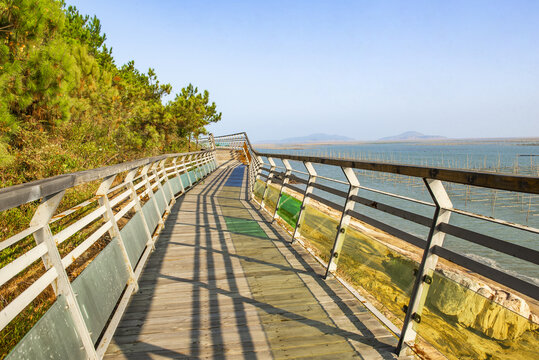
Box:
[107,162,399,359]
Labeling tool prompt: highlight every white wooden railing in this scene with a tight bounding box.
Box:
[0,149,217,359]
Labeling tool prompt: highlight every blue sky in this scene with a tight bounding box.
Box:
[68,0,539,141]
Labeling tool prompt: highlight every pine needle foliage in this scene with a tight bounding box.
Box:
[0,0,221,187]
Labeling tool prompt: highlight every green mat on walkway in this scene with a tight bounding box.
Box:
[223,216,268,238]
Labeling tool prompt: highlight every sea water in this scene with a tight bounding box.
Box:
[255,141,539,284]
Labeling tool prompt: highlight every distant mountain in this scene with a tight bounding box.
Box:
[378,131,446,141]
[259,133,355,144]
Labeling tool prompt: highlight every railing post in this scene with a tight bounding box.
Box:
[291,161,317,243]
[198,153,205,178]
[199,153,206,177]
[397,179,452,356]
[272,159,292,220]
[208,150,215,173]
[151,160,173,216]
[324,167,360,278]
[125,169,153,244]
[179,155,190,188]
[206,151,213,173]
[30,192,99,359]
[160,159,176,206]
[207,151,214,173]
[200,152,207,175]
[195,153,202,180]
[208,151,214,172]
[260,157,276,211]
[172,157,186,194]
[247,155,256,200]
[96,175,138,292]
[184,155,194,187]
[247,152,256,200]
[210,133,215,150]
[241,144,249,165]
[249,155,264,201]
[193,154,200,180]
[31,202,60,295]
[210,150,217,171]
[142,163,163,247]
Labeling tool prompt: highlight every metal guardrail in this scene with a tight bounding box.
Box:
[213,133,539,357]
[1,132,538,358]
[0,150,217,359]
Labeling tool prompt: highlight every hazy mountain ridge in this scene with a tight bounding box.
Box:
[378,131,446,141]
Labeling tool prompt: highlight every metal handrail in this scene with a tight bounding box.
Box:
[0,150,213,212]
[243,134,539,357]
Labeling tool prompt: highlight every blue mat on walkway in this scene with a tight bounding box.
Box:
[224,166,245,187]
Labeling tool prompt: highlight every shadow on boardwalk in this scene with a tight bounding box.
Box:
[104,163,409,360]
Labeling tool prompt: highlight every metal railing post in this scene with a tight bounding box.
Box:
[125,169,153,243]
[249,155,264,201]
[291,161,317,243]
[246,152,256,200]
[247,155,254,200]
[192,154,200,181]
[260,157,276,211]
[160,160,176,205]
[272,159,292,220]
[207,151,215,173]
[151,161,170,214]
[324,167,360,278]
[241,144,249,165]
[185,155,194,187]
[207,151,213,171]
[172,157,186,194]
[396,179,452,356]
[210,150,217,171]
[29,191,99,359]
[199,153,207,177]
[96,175,138,291]
[210,133,215,150]
[200,152,207,175]
[196,153,203,179]
[152,160,174,219]
[142,163,163,247]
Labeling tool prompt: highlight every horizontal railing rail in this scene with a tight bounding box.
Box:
[0,149,218,359]
[255,152,539,194]
[0,150,213,212]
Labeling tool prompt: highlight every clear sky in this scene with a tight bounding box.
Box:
[67,0,539,142]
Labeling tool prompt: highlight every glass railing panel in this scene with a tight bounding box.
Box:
[253,179,266,201]
[262,183,280,213]
[338,223,418,325]
[414,268,539,360]
[276,191,302,229]
[298,203,338,262]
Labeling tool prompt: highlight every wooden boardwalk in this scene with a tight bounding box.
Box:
[104,162,410,359]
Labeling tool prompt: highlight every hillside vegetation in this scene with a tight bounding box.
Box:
[0,0,221,187]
